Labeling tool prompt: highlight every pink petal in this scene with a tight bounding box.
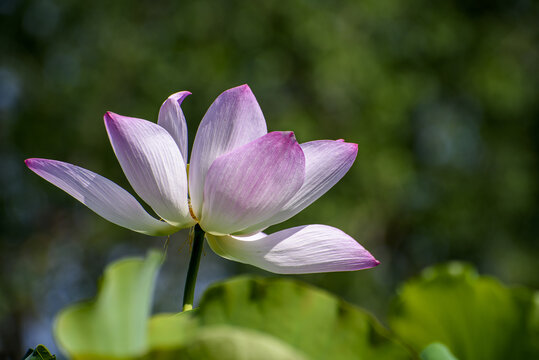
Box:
[206,225,380,274]
[189,85,267,218]
[158,91,190,164]
[104,112,195,228]
[199,131,305,235]
[25,158,178,236]
[260,140,358,227]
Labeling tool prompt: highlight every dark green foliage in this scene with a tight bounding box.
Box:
[22,345,56,360]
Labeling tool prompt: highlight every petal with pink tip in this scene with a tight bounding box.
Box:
[255,140,358,229]
[199,131,305,235]
[206,225,380,274]
[25,158,178,236]
[158,91,190,163]
[189,85,267,218]
[105,112,194,228]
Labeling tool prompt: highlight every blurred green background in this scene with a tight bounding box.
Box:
[1,0,538,357]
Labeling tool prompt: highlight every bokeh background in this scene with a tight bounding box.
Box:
[1,0,538,357]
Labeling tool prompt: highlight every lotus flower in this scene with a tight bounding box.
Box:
[25,85,379,273]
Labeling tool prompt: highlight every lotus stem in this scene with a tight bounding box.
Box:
[182,223,204,311]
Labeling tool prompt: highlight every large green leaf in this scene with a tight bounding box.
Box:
[195,276,414,360]
[389,262,538,360]
[54,250,163,359]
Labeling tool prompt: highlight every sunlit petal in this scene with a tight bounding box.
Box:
[158,91,190,164]
[260,140,358,227]
[189,85,267,218]
[200,131,305,235]
[206,225,379,274]
[25,158,178,236]
[105,112,195,228]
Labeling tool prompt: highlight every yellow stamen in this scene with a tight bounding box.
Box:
[188,199,200,222]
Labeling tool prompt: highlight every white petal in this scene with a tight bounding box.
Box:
[105,112,195,228]
[206,225,379,274]
[25,158,178,236]
[189,85,267,218]
[158,91,190,164]
[253,140,358,230]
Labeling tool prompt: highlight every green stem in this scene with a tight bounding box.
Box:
[182,224,205,311]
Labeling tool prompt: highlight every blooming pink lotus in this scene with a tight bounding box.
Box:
[26,85,379,274]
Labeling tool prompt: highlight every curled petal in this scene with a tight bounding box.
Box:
[200,131,305,235]
[189,85,267,218]
[105,112,194,228]
[261,140,358,227]
[158,91,190,163]
[206,225,380,274]
[25,158,178,236]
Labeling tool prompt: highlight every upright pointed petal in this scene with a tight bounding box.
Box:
[206,225,380,274]
[199,131,305,236]
[158,91,190,163]
[105,112,195,228]
[261,140,358,227]
[189,85,267,217]
[25,158,178,236]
